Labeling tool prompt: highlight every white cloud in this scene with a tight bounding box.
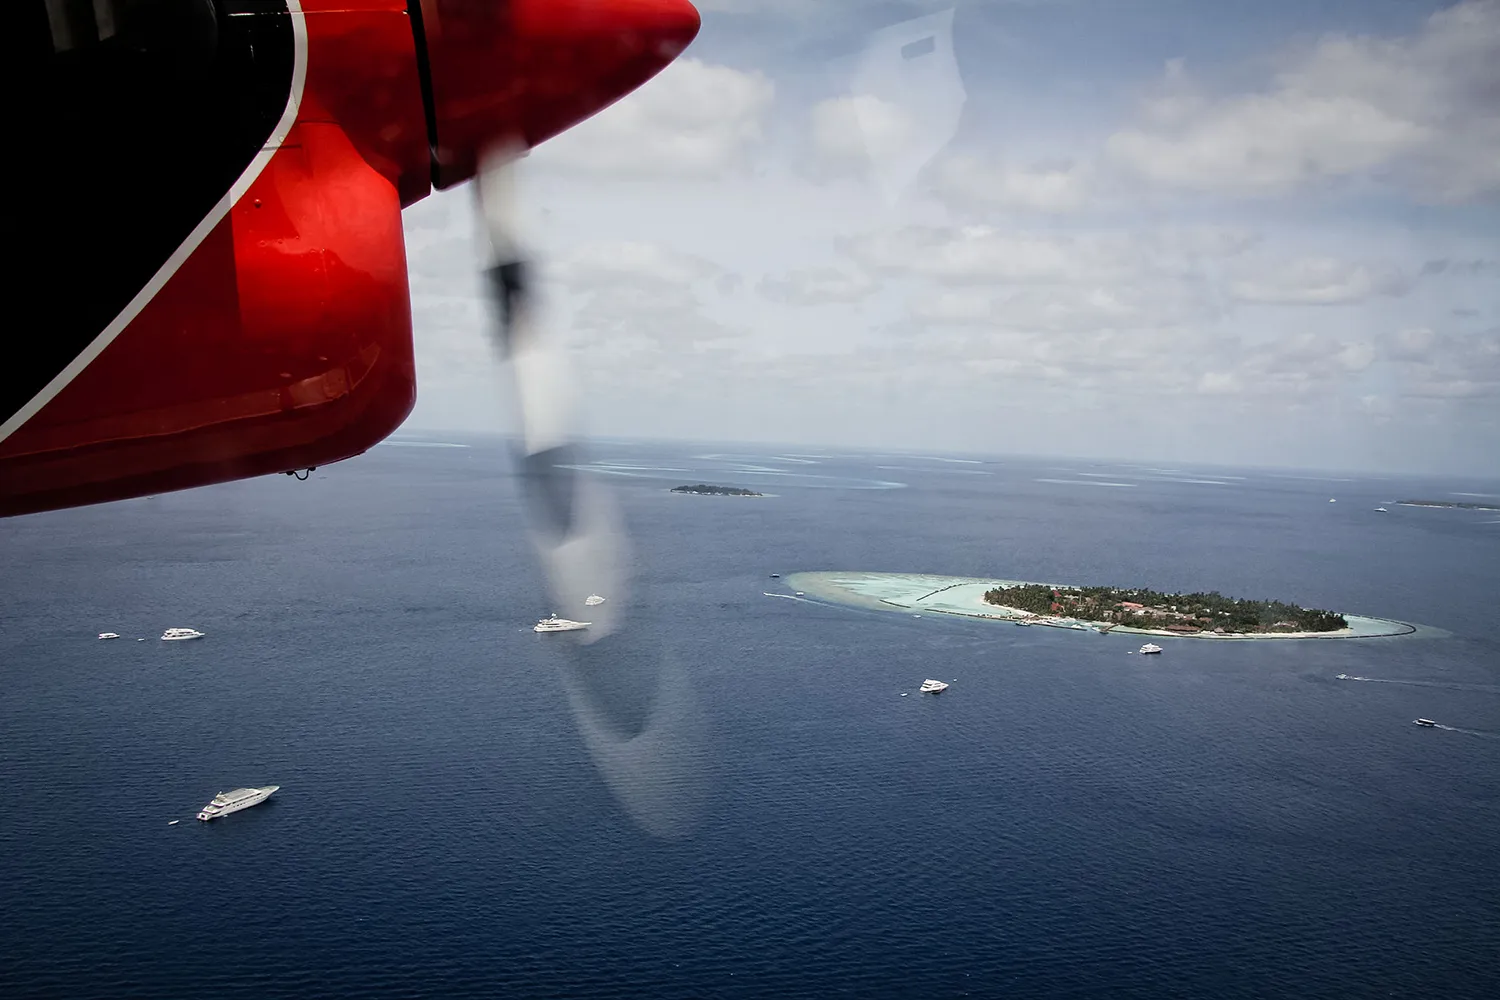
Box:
[533,59,774,179]
[937,155,1093,213]
[759,266,877,304]
[809,94,919,176]
[1228,257,1411,305]
[553,241,741,349]
[553,241,726,289]
[912,282,1214,332]
[1336,341,1377,372]
[1379,325,1500,399]
[1390,326,1438,360]
[841,225,1142,285]
[1105,0,1500,202]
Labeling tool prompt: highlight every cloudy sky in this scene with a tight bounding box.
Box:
[399,0,1499,476]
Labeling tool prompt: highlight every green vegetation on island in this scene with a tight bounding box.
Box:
[983,584,1348,634]
[671,484,765,497]
[1396,499,1500,511]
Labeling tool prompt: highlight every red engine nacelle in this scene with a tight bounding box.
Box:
[1,0,699,517]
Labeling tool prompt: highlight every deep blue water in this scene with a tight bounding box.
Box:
[3,439,1498,999]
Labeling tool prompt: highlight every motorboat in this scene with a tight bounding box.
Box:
[918,679,949,694]
[1139,643,1163,655]
[1414,718,1437,727]
[534,615,590,633]
[584,595,606,606]
[161,628,205,641]
[1374,507,1388,512]
[98,632,120,640]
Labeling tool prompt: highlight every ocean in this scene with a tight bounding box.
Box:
[3,438,1497,998]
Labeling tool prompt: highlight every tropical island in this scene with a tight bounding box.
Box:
[778,572,1421,639]
[983,583,1346,634]
[671,484,765,497]
[1396,499,1500,511]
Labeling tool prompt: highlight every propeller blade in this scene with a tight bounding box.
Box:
[472,140,709,839]
[475,141,625,642]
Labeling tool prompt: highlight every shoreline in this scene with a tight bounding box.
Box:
[784,572,1422,640]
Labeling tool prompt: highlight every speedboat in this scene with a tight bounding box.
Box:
[918,679,949,694]
[98,632,120,640]
[584,595,606,606]
[161,628,205,641]
[1414,718,1437,727]
[1374,507,1388,512]
[534,615,590,633]
[1139,643,1163,655]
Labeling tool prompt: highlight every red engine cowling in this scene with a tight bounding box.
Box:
[1,0,699,517]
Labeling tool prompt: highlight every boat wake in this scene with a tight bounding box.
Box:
[1432,724,1500,740]
[1334,674,1500,695]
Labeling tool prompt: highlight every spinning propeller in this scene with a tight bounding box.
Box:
[475,141,626,641]
[415,0,708,836]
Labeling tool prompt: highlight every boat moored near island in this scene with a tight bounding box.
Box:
[161,628,204,641]
[1139,643,1163,655]
[919,679,949,694]
[534,615,590,633]
[197,785,279,821]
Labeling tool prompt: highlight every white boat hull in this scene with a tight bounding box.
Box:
[197,785,278,822]
[534,618,590,632]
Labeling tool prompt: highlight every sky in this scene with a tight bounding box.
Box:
[398,0,1500,476]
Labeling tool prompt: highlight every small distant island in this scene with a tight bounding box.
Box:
[984,584,1347,634]
[671,484,765,497]
[1396,499,1500,511]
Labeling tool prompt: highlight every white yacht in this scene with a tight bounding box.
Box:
[919,679,949,694]
[1414,718,1437,728]
[161,628,205,641]
[584,595,606,606]
[197,785,278,822]
[1139,643,1163,655]
[534,615,590,633]
[98,632,120,640]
